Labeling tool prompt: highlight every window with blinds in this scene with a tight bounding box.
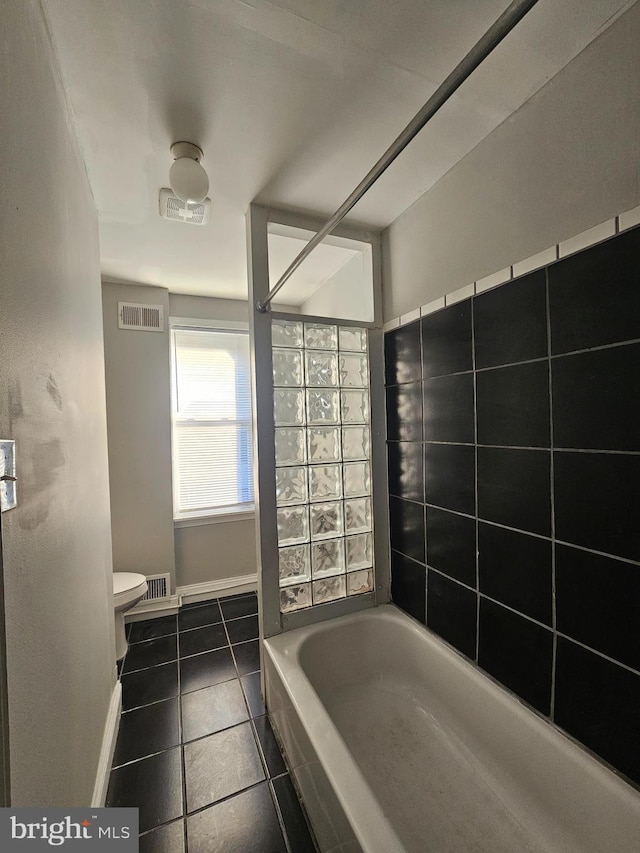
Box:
[170,325,254,519]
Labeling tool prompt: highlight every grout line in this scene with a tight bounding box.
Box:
[390,441,640,456]
[175,611,189,849]
[269,776,294,853]
[471,295,480,663]
[546,266,558,721]
[555,633,640,679]
[386,336,640,385]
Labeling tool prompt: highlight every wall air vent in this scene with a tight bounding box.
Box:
[141,573,171,602]
[118,302,164,332]
[159,188,211,225]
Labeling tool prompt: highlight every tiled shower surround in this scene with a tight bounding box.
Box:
[385,226,640,787]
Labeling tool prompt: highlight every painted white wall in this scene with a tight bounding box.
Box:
[0,0,115,806]
[169,293,250,325]
[102,282,176,587]
[174,519,257,587]
[382,4,640,320]
[300,249,374,322]
[101,286,258,592]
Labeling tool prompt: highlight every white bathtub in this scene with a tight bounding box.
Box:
[264,605,640,853]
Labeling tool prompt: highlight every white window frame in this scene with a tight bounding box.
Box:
[170,317,255,525]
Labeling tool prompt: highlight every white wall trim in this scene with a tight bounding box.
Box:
[178,574,258,605]
[91,680,122,807]
[174,509,255,528]
[385,209,639,330]
[125,594,180,623]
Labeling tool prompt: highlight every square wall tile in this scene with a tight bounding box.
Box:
[478,523,552,626]
[391,550,426,624]
[426,507,476,588]
[389,496,425,564]
[387,441,424,502]
[476,361,550,448]
[473,270,547,369]
[423,372,475,444]
[549,226,640,355]
[385,382,423,442]
[479,598,553,715]
[555,544,640,671]
[384,321,422,385]
[427,571,477,660]
[554,638,640,786]
[554,451,640,561]
[425,443,475,516]
[421,300,473,379]
[477,447,550,537]
[552,343,640,451]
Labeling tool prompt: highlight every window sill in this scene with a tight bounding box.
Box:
[174,508,255,528]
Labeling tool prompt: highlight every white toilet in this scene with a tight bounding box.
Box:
[113,572,148,661]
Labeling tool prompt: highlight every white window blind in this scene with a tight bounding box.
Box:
[171,326,253,518]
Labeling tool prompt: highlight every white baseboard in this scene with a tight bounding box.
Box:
[124,574,258,623]
[178,573,258,606]
[91,680,122,807]
[125,594,180,623]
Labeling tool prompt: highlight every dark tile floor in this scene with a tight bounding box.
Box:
[107,592,317,853]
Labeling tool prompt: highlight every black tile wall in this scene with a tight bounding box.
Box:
[421,300,473,378]
[385,225,640,787]
[386,382,423,442]
[387,441,424,502]
[390,551,426,624]
[426,571,477,659]
[548,227,640,355]
[473,270,547,369]
[555,545,640,672]
[478,598,553,716]
[389,496,425,564]
[476,361,550,448]
[426,507,476,587]
[384,320,422,385]
[552,343,640,451]
[554,451,640,562]
[423,372,474,443]
[477,447,551,537]
[425,443,475,515]
[478,523,552,626]
[555,637,640,785]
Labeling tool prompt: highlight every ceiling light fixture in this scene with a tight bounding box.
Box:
[169,141,209,204]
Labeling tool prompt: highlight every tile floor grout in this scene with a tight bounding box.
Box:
[110,592,317,852]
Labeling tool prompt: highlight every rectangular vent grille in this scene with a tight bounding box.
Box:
[167,197,206,224]
[118,302,164,332]
[141,573,171,602]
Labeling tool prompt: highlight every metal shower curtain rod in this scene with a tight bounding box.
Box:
[256,0,540,313]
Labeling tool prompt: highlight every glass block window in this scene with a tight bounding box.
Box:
[272,319,375,613]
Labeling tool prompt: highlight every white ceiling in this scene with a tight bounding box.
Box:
[43,0,636,300]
